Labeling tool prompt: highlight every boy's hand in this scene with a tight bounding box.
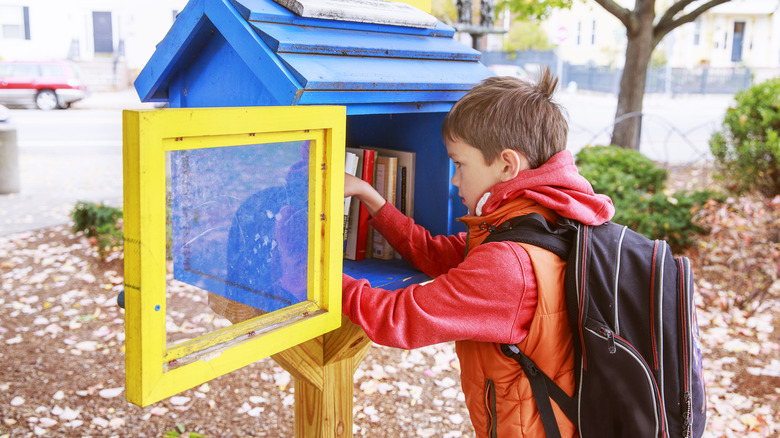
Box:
[344,172,386,216]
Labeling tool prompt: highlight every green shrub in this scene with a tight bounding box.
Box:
[575,145,668,194]
[575,145,716,250]
[710,77,780,196]
[71,201,123,259]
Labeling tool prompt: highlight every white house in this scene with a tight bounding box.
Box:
[668,0,780,81]
[485,0,780,81]
[0,0,188,88]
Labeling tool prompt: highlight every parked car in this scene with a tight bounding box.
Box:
[487,64,533,82]
[0,60,89,110]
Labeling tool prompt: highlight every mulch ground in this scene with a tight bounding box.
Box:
[1,168,778,437]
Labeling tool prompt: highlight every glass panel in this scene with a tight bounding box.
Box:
[164,140,311,343]
[39,63,65,77]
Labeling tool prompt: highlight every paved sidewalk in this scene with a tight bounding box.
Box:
[0,89,151,237]
[71,88,158,110]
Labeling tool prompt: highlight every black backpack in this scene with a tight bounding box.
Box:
[481,213,706,438]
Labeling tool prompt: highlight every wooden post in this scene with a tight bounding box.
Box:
[272,316,372,437]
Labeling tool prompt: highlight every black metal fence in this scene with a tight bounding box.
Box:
[482,50,753,95]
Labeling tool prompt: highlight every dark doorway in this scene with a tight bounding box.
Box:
[92,11,113,54]
[731,21,745,62]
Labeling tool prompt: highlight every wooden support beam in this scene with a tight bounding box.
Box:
[272,317,372,437]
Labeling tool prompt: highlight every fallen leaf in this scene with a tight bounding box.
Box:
[170,396,190,406]
[74,341,98,351]
[149,407,169,416]
[98,387,124,399]
[10,396,24,406]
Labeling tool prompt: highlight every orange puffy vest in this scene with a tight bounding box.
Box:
[458,201,578,438]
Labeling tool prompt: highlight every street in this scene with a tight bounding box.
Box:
[0,90,153,235]
[557,91,734,163]
[0,89,734,236]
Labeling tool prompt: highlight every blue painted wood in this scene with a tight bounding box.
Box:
[279,53,490,91]
[346,112,465,236]
[136,0,490,109]
[135,0,488,246]
[250,21,478,60]
[298,97,458,115]
[343,258,430,290]
[231,0,455,37]
[205,0,302,104]
[169,30,281,108]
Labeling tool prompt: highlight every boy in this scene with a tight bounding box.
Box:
[342,68,614,437]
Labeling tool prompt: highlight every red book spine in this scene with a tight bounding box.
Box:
[354,149,375,261]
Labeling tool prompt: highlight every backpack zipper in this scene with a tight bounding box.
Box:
[678,257,694,437]
[590,325,667,438]
[613,225,628,335]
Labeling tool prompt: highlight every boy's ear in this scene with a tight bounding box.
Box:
[498,149,530,181]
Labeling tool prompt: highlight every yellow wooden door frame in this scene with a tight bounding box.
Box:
[123,105,345,407]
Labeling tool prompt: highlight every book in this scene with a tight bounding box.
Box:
[371,155,397,260]
[369,147,415,219]
[344,147,375,261]
[343,151,360,246]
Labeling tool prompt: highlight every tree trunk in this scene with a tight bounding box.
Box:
[611,11,655,150]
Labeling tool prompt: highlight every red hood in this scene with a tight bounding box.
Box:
[477,150,614,225]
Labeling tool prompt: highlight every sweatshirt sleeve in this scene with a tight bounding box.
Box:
[369,202,467,278]
[342,241,538,350]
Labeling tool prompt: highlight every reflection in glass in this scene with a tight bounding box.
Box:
[168,141,310,315]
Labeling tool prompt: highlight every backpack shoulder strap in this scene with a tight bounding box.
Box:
[481,212,577,260]
[481,213,581,435]
[500,344,578,436]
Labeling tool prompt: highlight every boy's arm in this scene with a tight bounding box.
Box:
[342,241,538,350]
[344,172,385,216]
[345,172,467,277]
[369,203,466,278]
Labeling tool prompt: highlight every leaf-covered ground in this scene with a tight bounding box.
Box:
[1,182,778,437]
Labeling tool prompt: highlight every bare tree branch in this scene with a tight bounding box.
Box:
[654,0,731,45]
[656,0,697,28]
[593,0,634,31]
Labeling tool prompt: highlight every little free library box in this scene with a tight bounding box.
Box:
[124,0,492,432]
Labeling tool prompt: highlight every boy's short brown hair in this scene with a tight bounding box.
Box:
[442,67,567,169]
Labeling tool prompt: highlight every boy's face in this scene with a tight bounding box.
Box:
[446,138,506,216]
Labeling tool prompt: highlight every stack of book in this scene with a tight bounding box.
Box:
[344,146,415,261]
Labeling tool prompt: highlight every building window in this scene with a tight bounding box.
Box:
[591,19,596,45]
[731,21,745,62]
[693,18,701,46]
[0,5,30,40]
[576,21,582,45]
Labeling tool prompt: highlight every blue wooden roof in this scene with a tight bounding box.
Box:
[135,0,492,114]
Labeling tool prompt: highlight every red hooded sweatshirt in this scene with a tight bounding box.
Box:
[341,150,614,350]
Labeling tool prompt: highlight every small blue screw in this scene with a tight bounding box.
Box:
[155,305,161,311]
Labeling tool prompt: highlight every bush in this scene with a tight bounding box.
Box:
[71,201,123,259]
[575,145,668,195]
[710,77,780,196]
[575,145,717,250]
